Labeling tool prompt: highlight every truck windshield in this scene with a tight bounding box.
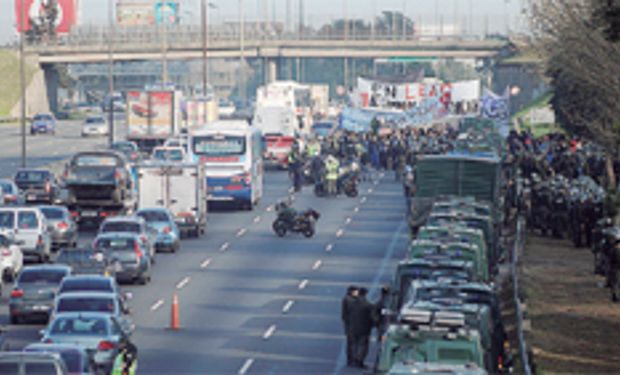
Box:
[193,136,246,156]
[74,156,118,167]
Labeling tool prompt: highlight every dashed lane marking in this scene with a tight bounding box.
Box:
[325,243,333,252]
[236,228,247,237]
[282,300,295,314]
[312,259,322,270]
[353,207,360,213]
[336,229,344,238]
[253,216,261,223]
[220,242,230,252]
[367,188,374,193]
[360,197,367,204]
[345,217,352,225]
[266,205,274,212]
[200,258,212,269]
[263,324,277,340]
[238,358,254,375]
[150,299,164,311]
[298,279,309,290]
[176,276,191,289]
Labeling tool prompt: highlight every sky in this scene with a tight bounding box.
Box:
[0,0,527,45]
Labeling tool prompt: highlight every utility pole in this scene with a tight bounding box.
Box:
[344,0,348,89]
[107,0,115,146]
[20,0,27,168]
[162,1,169,86]
[239,0,246,103]
[201,0,207,95]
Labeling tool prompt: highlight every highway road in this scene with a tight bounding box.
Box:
[0,129,409,374]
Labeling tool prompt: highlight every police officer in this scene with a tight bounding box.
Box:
[288,144,302,192]
[341,286,358,366]
[325,154,340,196]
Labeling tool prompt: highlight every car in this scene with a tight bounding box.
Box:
[51,291,131,322]
[0,352,68,374]
[81,115,109,137]
[110,141,141,163]
[9,265,72,324]
[24,343,93,375]
[41,312,133,374]
[311,121,336,138]
[163,136,189,152]
[151,146,186,162]
[14,169,58,204]
[58,275,123,298]
[98,217,156,260]
[30,113,56,135]
[39,206,78,250]
[0,207,52,263]
[135,208,180,253]
[93,233,152,285]
[0,231,23,282]
[0,179,24,205]
[55,248,117,277]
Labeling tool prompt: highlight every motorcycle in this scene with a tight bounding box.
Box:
[273,209,320,238]
[313,172,358,198]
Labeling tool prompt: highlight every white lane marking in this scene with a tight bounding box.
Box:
[325,243,333,252]
[345,217,352,225]
[336,229,344,238]
[236,228,247,237]
[263,324,277,340]
[176,276,191,289]
[312,259,322,270]
[253,216,261,223]
[53,151,59,156]
[360,197,367,204]
[374,180,379,186]
[238,358,254,375]
[288,187,295,193]
[298,279,309,290]
[353,207,360,213]
[220,242,230,252]
[367,188,373,193]
[266,205,274,212]
[150,299,164,311]
[282,300,295,314]
[289,195,296,202]
[200,258,212,269]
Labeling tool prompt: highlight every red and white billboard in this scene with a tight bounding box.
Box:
[15,0,78,34]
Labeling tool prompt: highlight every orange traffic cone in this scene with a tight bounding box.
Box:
[169,293,181,330]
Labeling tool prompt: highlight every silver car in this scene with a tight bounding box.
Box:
[41,312,133,374]
[51,291,131,321]
[81,115,109,137]
[98,216,156,261]
[93,234,152,285]
[136,208,180,253]
[39,206,78,250]
[24,343,93,375]
[0,352,68,374]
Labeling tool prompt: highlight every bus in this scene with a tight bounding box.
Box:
[189,121,264,210]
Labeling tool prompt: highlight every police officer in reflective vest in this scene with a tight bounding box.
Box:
[325,154,340,196]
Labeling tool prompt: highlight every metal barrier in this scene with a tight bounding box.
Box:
[512,218,533,375]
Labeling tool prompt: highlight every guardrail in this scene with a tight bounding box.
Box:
[512,218,533,375]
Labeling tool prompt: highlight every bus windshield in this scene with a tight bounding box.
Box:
[193,135,246,157]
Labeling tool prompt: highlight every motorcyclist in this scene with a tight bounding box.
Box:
[276,201,297,227]
[325,154,340,196]
[306,138,321,158]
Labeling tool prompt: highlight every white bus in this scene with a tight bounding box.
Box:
[189,121,264,210]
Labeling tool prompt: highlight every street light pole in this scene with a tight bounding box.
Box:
[20,0,27,168]
[239,0,246,103]
[107,0,115,146]
[201,0,207,95]
[162,2,169,86]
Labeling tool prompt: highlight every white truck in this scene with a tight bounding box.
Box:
[136,163,207,238]
[253,105,300,169]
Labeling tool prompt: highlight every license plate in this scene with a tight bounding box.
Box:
[33,305,49,311]
[27,194,36,201]
[81,211,97,217]
[213,186,223,191]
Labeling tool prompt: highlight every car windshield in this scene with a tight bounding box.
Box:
[60,279,112,294]
[112,143,135,153]
[73,155,118,167]
[137,211,169,222]
[41,208,64,220]
[153,149,183,161]
[0,235,10,247]
[34,114,53,121]
[96,238,135,251]
[0,181,15,194]
[57,296,115,314]
[26,348,83,373]
[56,250,99,264]
[437,347,475,363]
[15,171,48,182]
[50,316,109,336]
[86,117,105,124]
[101,222,140,233]
[0,211,14,228]
[19,269,67,284]
[193,135,246,156]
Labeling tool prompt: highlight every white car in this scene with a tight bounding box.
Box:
[81,115,109,137]
[151,146,186,162]
[0,207,52,263]
[0,231,23,282]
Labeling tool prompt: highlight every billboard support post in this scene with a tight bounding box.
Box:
[20,0,26,168]
[107,0,115,146]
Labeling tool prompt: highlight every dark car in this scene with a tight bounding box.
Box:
[14,169,58,204]
[93,233,151,285]
[9,265,72,324]
[24,343,93,375]
[40,206,78,250]
[63,151,132,205]
[110,141,141,163]
[30,113,56,135]
[55,248,116,276]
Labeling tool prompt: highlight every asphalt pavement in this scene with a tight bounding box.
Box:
[0,120,408,374]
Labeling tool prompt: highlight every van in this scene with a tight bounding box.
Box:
[0,207,51,263]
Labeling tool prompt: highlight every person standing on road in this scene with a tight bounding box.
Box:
[349,287,375,368]
[325,154,340,196]
[288,144,303,192]
[341,285,359,366]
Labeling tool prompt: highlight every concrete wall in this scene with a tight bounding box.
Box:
[10,66,51,117]
[492,62,549,114]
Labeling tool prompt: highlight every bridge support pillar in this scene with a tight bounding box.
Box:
[265,58,278,83]
[42,64,59,115]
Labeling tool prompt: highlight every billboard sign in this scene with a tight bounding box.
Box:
[127,91,174,138]
[15,0,77,33]
[116,2,155,26]
[154,2,179,25]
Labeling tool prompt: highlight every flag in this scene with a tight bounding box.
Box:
[481,87,511,137]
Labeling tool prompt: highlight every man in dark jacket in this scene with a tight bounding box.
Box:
[349,287,375,368]
[341,285,358,366]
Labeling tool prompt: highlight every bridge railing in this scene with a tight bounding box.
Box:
[27,24,498,50]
